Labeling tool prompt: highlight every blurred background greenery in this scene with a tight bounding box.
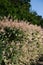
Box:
[0,0,43,27]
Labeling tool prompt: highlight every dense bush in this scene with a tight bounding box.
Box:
[0,20,43,65]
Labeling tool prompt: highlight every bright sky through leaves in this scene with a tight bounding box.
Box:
[31,0,43,17]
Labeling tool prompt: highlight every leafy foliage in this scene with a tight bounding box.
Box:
[0,21,43,65]
[0,0,31,19]
[0,0,43,27]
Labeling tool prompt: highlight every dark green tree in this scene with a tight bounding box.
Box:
[0,0,31,20]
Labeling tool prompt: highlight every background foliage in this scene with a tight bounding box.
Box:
[0,0,43,27]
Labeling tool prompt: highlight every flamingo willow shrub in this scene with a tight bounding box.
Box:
[0,19,43,65]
